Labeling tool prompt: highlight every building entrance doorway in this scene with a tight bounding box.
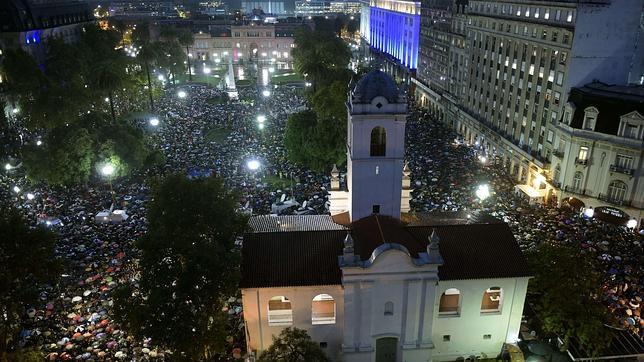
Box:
[375,337,398,362]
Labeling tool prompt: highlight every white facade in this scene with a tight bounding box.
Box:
[242,285,345,357]
[329,73,411,221]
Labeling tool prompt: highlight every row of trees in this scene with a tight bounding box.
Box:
[284,18,356,173]
[0,23,195,185]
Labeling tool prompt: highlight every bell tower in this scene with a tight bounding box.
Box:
[329,70,410,221]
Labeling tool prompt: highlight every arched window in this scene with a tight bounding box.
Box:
[572,171,583,191]
[312,294,335,325]
[439,288,461,315]
[268,296,293,326]
[607,180,627,203]
[384,301,394,316]
[370,127,386,157]
[481,287,503,312]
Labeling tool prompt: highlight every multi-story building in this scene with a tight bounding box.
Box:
[552,81,643,226]
[360,0,420,79]
[295,1,329,15]
[0,0,94,60]
[190,22,303,65]
[413,0,644,215]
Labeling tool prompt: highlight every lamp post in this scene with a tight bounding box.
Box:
[475,184,490,202]
[149,117,160,126]
[101,163,116,207]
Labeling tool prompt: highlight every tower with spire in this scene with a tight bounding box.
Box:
[328,70,412,222]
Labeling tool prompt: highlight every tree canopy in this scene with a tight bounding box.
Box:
[527,242,613,356]
[113,174,247,360]
[287,23,353,172]
[258,327,330,362]
[0,209,59,360]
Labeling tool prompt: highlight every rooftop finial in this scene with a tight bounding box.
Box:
[427,229,443,264]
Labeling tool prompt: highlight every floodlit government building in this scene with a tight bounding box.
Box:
[240,71,532,361]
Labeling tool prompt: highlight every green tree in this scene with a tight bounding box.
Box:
[113,174,247,360]
[90,58,128,122]
[177,29,195,82]
[284,110,317,166]
[0,209,59,361]
[527,243,613,357]
[22,125,95,185]
[136,42,159,110]
[258,327,330,362]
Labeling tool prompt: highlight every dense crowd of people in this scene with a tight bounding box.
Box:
[0,81,641,360]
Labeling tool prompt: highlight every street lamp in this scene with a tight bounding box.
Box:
[257,115,266,123]
[26,193,35,200]
[203,67,211,74]
[149,117,160,126]
[101,163,116,206]
[475,184,490,202]
[262,89,271,97]
[246,159,260,171]
[479,155,487,164]
[627,219,637,229]
[36,140,42,146]
[5,163,12,171]
[12,185,21,193]
[258,123,265,130]
[177,90,187,98]
[158,74,165,81]
[583,207,594,218]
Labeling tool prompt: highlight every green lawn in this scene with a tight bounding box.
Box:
[263,175,295,189]
[204,126,232,143]
[272,73,304,85]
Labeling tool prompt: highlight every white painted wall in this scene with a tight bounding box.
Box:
[431,278,530,361]
[342,248,440,362]
[347,96,407,221]
[565,0,643,92]
[241,285,344,360]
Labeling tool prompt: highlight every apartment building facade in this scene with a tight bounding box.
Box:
[552,82,643,226]
[413,0,644,226]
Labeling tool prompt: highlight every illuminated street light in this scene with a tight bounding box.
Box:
[247,159,260,171]
[627,219,637,229]
[26,193,35,200]
[158,74,165,81]
[177,90,187,98]
[36,140,42,146]
[479,155,487,164]
[584,207,594,218]
[5,163,12,170]
[475,184,490,201]
[262,90,271,97]
[101,164,115,177]
[149,118,160,126]
[258,123,265,130]
[257,115,266,123]
[203,67,211,74]
[305,82,312,87]
[12,108,19,114]
[13,185,21,193]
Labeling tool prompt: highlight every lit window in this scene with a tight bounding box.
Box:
[268,296,293,326]
[312,294,336,325]
[439,288,461,315]
[578,146,589,161]
[566,11,573,22]
[481,287,502,313]
[607,180,627,203]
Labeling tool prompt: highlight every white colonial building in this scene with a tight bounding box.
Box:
[240,71,532,361]
[551,81,644,227]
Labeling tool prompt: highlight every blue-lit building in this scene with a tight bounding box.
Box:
[363,0,420,71]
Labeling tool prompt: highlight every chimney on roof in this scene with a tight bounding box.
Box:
[427,229,444,264]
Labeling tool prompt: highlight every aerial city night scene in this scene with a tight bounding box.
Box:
[0,0,643,360]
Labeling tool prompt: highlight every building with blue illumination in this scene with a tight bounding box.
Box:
[368,0,420,70]
[0,0,93,61]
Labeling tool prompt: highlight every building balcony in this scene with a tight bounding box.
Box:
[563,185,586,196]
[598,194,631,207]
[552,150,564,158]
[575,158,588,166]
[610,164,635,176]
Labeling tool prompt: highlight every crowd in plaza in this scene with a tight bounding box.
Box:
[0,82,641,360]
